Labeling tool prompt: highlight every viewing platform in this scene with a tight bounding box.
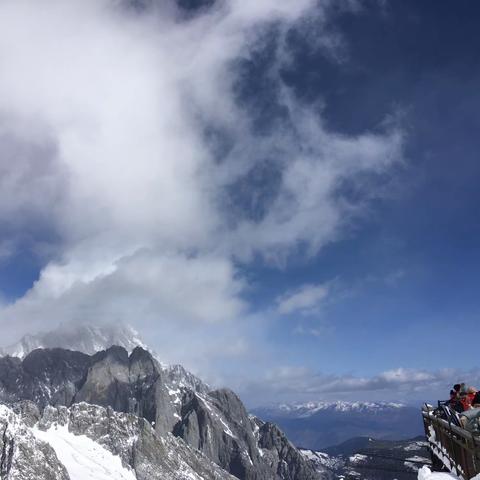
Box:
[422,404,480,479]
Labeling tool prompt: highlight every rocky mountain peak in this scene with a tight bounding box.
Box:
[0,345,321,480]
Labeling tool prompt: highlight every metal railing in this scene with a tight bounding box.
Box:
[422,405,480,479]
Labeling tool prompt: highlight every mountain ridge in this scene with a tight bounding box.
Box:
[263,401,408,416]
[0,344,320,480]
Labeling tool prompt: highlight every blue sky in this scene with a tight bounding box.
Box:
[239,0,480,373]
[0,0,479,406]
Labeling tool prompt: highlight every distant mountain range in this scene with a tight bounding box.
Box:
[252,401,424,450]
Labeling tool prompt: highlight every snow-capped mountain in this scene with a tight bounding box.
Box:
[0,323,212,396]
[0,323,147,358]
[273,401,407,417]
[0,345,320,480]
[252,401,424,450]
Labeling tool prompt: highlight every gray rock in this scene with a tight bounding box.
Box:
[165,363,211,395]
[257,420,320,480]
[0,346,323,480]
[0,349,90,409]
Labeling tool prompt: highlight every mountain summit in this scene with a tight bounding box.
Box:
[0,323,147,358]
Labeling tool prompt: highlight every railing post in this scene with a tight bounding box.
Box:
[472,435,480,476]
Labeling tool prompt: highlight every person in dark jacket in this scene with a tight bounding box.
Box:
[450,384,464,412]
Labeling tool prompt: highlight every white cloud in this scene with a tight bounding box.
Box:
[276,283,329,315]
[0,0,403,375]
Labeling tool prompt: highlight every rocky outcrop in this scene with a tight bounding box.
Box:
[165,363,211,395]
[175,388,270,479]
[0,348,90,408]
[74,345,179,435]
[257,420,319,480]
[174,388,320,480]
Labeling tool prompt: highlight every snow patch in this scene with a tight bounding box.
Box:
[33,424,136,480]
[417,466,458,479]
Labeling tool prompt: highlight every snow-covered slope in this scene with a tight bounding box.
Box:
[417,466,458,479]
[34,424,136,480]
[0,403,69,480]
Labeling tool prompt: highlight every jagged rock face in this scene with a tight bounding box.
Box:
[175,388,268,479]
[174,389,320,480]
[166,364,211,395]
[0,345,178,434]
[258,421,319,480]
[0,322,211,400]
[75,345,133,412]
[0,348,90,408]
[0,404,69,480]
[75,346,179,435]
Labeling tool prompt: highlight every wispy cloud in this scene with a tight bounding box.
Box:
[0,0,403,375]
[276,283,330,315]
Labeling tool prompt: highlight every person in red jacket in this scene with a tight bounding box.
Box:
[467,387,477,407]
[459,391,471,411]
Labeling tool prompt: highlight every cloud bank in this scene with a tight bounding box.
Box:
[237,366,480,407]
[0,0,402,378]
